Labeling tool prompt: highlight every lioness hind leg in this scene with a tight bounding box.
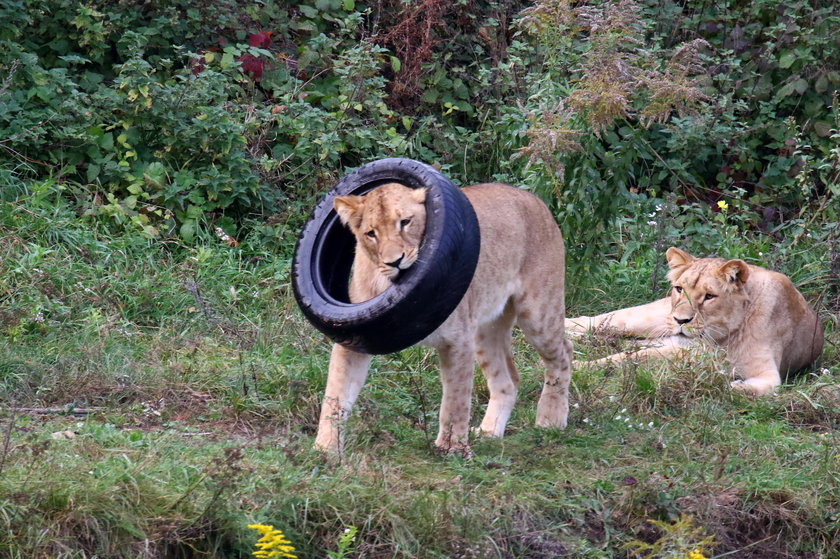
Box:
[516,298,572,429]
[475,304,519,438]
[435,340,476,456]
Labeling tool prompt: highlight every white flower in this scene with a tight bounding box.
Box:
[583,418,590,424]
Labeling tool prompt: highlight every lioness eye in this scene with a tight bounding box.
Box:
[365,230,376,239]
[674,286,683,294]
[400,218,411,228]
[704,293,717,301]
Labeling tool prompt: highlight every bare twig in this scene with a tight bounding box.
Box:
[1,407,104,415]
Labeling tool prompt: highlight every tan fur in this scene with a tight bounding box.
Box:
[566,247,824,396]
[316,183,572,456]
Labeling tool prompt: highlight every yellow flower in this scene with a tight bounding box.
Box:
[248,523,297,559]
[717,200,729,211]
[686,549,708,559]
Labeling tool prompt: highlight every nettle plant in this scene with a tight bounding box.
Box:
[513,0,712,263]
[91,35,270,241]
[509,0,839,266]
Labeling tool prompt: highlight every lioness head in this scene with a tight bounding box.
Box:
[665,247,750,342]
[334,183,427,280]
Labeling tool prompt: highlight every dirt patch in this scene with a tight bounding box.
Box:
[677,487,829,558]
[778,383,840,431]
[500,510,571,558]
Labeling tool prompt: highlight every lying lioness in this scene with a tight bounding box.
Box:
[566,247,824,395]
[314,183,572,456]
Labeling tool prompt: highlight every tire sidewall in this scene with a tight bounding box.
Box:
[292,158,479,354]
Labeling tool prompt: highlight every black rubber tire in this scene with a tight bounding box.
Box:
[292,158,480,355]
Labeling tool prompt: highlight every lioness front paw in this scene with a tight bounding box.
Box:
[731,379,778,396]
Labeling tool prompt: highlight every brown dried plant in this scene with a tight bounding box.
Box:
[373,0,450,107]
[518,0,711,158]
[639,38,712,127]
[515,100,583,177]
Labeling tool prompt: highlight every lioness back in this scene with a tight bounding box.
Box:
[457,183,565,313]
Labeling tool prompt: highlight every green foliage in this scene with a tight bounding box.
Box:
[0,1,486,241]
[510,0,839,268]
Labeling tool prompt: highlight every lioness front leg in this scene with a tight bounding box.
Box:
[565,298,672,338]
[578,335,693,367]
[435,342,476,456]
[314,343,373,453]
[730,356,782,396]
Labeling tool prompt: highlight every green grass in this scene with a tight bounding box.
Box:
[1,190,838,558]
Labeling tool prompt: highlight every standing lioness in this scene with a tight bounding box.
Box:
[314,182,572,456]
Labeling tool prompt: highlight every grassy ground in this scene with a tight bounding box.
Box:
[1,189,838,558]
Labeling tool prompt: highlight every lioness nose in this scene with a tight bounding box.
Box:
[385,255,404,269]
[674,316,694,325]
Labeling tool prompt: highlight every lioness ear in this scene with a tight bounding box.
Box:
[334,195,365,232]
[665,247,695,269]
[410,187,426,204]
[718,259,750,286]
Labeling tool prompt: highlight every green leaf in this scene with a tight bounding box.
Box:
[777,83,795,98]
[98,133,114,151]
[421,89,438,103]
[813,121,832,137]
[343,0,355,10]
[187,189,206,205]
[299,5,318,18]
[220,51,235,69]
[390,56,401,73]
[186,204,203,219]
[86,164,101,183]
[815,74,828,93]
[180,220,196,242]
[778,52,796,69]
